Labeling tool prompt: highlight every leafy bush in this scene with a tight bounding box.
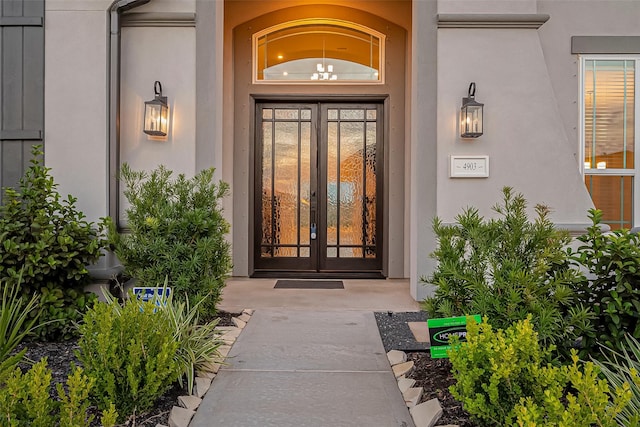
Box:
[102,286,224,396]
[0,278,41,381]
[571,209,640,355]
[77,294,181,421]
[110,163,232,315]
[449,317,629,427]
[0,146,106,340]
[593,335,640,426]
[448,317,555,425]
[513,353,630,427]
[0,358,117,427]
[422,187,593,351]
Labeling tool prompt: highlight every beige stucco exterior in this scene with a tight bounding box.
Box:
[43,0,640,301]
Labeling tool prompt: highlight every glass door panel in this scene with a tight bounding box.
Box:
[320,104,382,271]
[254,102,382,274]
[256,104,316,271]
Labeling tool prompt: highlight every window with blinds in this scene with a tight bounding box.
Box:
[583,59,637,229]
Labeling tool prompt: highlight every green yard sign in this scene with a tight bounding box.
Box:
[427,315,481,358]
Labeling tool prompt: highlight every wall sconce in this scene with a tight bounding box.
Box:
[460,82,484,138]
[143,81,169,136]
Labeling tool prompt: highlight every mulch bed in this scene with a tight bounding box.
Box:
[15,311,241,427]
[375,311,476,427]
[405,353,476,427]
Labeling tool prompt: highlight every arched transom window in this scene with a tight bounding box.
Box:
[254,19,384,83]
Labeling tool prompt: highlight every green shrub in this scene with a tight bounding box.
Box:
[0,358,117,427]
[514,353,630,427]
[0,146,106,340]
[102,286,224,396]
[0,358,56,427]
[448,317,555,425]
[77,295,181,421]
[449,317,629,427]
[422,187,593,351]
[0,278,41,381]
[110,163,232,315]
[571,209,640,355]
[56,365,95,427]
[593,335,640,426]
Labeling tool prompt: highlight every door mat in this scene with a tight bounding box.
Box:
[274,280,344,289]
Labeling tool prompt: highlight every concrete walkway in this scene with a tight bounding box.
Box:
[218,278,420,313]
[189,308,416,427]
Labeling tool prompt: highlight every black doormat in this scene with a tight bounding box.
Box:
[274,280,344,289]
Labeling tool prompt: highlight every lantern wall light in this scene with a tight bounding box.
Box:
[460,82,484,138]
[143,81,169,137]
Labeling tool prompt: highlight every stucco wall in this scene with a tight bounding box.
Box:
[436,25,594,223]
[45,0,113,223]
[134,0,194,13]
[119,25,197,220]
[434,1,640,227]
[409,0,438,300]
[438,0,537,14]
[537,0,640,165]
[45,0,198,224]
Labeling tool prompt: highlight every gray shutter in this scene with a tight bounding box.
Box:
[0,0,44,190]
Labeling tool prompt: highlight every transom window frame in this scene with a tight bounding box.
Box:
[579,54,640,229]
[252,18,386,85]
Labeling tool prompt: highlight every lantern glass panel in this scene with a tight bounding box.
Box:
[469,105,482,134]
[460,102,483,138]
[144,101,168,136]
[159,104,168,135]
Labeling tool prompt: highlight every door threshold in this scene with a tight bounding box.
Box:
[251,271,386,279]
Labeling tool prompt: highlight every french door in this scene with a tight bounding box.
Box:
[253,102,384,276]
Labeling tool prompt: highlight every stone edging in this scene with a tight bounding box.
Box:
[155,309,255,427]
[387,350,458,427]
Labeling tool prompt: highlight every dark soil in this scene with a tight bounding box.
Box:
[375,311,476,427]
[16,311,241,427]
[405,353,476,427]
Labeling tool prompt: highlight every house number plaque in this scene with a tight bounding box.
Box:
[449,155,489,178]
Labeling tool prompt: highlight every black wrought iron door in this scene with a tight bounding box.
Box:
[254,102,383,275]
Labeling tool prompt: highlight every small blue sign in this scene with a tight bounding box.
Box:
[133,287,171,306]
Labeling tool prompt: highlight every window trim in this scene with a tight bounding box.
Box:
[580,55,640,227]
[251,18,386,85]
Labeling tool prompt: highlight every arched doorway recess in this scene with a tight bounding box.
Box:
[225,2,409,278]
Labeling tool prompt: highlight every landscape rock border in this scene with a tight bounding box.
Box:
[387,350,450,427]
[156,309,254,427]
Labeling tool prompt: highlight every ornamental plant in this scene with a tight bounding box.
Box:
[422,187,593,353]
[593,335,640,427]
[160,291,224,395]
[0,278,41,382]
[570,209,640,356]
[0,145,106,340]
[448,317,556,425]
[102,285,224,396]
[76,294,181,421]
[0,358,118,427]
[109,163,232,315]
[448,317,629,427]
[513,353,630,427]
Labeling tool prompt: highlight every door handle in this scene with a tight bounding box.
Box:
[310,223,317,240]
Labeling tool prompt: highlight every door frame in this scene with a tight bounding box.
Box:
[249,95,388,279]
